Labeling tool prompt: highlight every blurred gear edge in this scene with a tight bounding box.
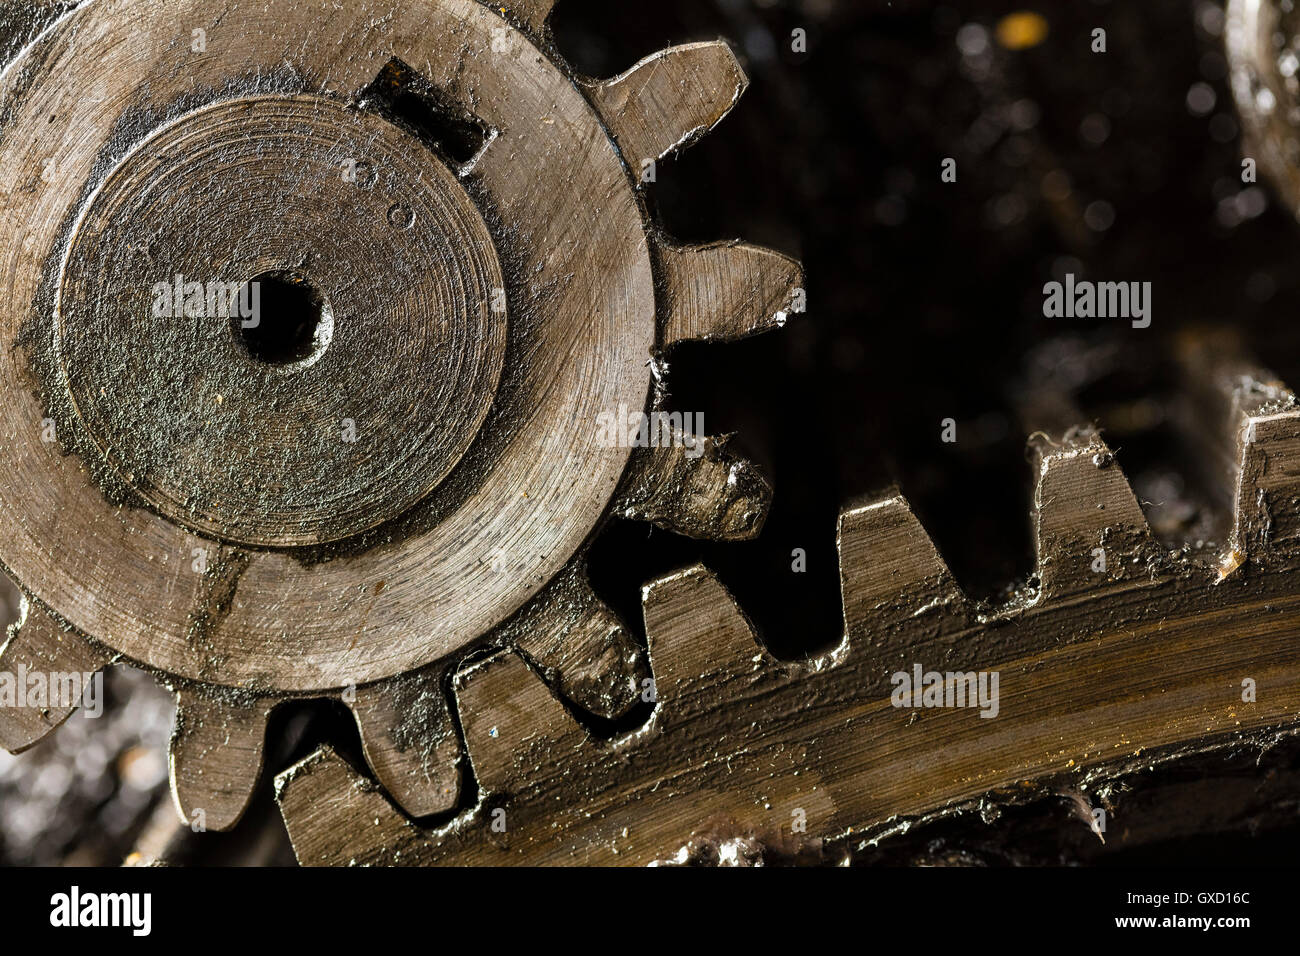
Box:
[0,0,801,837]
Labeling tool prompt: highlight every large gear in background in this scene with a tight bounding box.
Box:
[276,328,1300,865]
[0,0,802,831]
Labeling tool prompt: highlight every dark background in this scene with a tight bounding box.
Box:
[572,0,1300,645]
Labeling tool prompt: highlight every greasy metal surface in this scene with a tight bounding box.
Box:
[277,338,1300,864]
[0,0,802,832]
[5,0,1300,865]
[0,0,655,692]
[55,95,506,547]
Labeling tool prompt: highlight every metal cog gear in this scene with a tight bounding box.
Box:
[275,330,1300,865]
[0,0,803,831]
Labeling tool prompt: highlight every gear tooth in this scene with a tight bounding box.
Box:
[641,566,768,716]
[1031,428,1156,599]
[498,0,557,35]
[838,495,966,645]
[584,41,748,171]
[347,672,462,818]
[1230,404,1300,564]
[657,240,804,349]
[0,596,109,754]
[1176,331,1300,567]
[513,563,647,719]
[168,689,274,832]
[275,745,414,867]
[616,434,772,541]
[454,650,588,796]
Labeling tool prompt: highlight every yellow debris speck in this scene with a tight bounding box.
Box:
[996,12,1049,50]
[1217,548,1244,582]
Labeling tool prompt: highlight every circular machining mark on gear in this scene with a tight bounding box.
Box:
[56,95,507,548]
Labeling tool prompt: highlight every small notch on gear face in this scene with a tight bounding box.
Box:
[359,58,490,167]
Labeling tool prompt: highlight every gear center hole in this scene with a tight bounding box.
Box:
[234,271,333,367]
